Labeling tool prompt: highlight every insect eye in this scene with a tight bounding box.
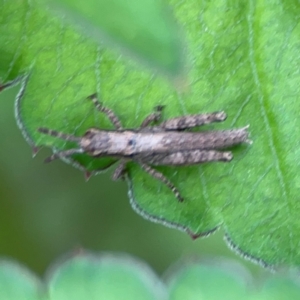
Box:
[128,139,135,146]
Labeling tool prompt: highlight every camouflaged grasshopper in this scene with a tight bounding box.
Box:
[38,94,250,202]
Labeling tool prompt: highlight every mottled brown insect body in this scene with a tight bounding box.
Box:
[38,94,251,202]
[80,127,249,157]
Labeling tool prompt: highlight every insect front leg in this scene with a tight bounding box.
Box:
[138,162,184,202]
[159,111,227,130]
[140,105,165,128]
[87,93,123,130]
[38,128,84,162]
[44,148,84,163]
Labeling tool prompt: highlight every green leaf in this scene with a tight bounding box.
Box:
[0,253,165,300]
[47,252,165,300]
[2,253,300,300]
[1,0,300,267]
[0,260,42,300]
[252,275,300,300]
[41,0,185,78]
[167,260,300,300]
[167,259,250,300]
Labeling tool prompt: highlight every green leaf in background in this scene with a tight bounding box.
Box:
[166,258,300,300]
[0,260,41,300]
[42,0,185,78]
[253,276,300,300]
[1,254,300,300]
[167,259,250,300]
[47,252,166,300]
[0,253,166,300]
[1,0,300,268]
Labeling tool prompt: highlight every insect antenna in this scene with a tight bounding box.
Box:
[38,128,81,142]
[44,148,84,163]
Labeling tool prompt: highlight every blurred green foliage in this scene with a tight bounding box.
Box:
[45,0,185,77]
[1,251,300,299]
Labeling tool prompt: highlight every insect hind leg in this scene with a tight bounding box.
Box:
[87,93,123,130]
[160,111,227,130]
[139,162,184,202]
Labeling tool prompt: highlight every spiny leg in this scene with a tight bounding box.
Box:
[139,162,184,202]
[160,111,227,130]
[38,128,84,162]
[44,148,84,163]
[38,128,81,142]
[112,160,127,181]
[87,93,123,130]
[140,105,165,128]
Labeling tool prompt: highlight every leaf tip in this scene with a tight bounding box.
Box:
[32,146,41,157]
[224,233,274,271]
[187,227,219,240]
[84,171,92,181]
